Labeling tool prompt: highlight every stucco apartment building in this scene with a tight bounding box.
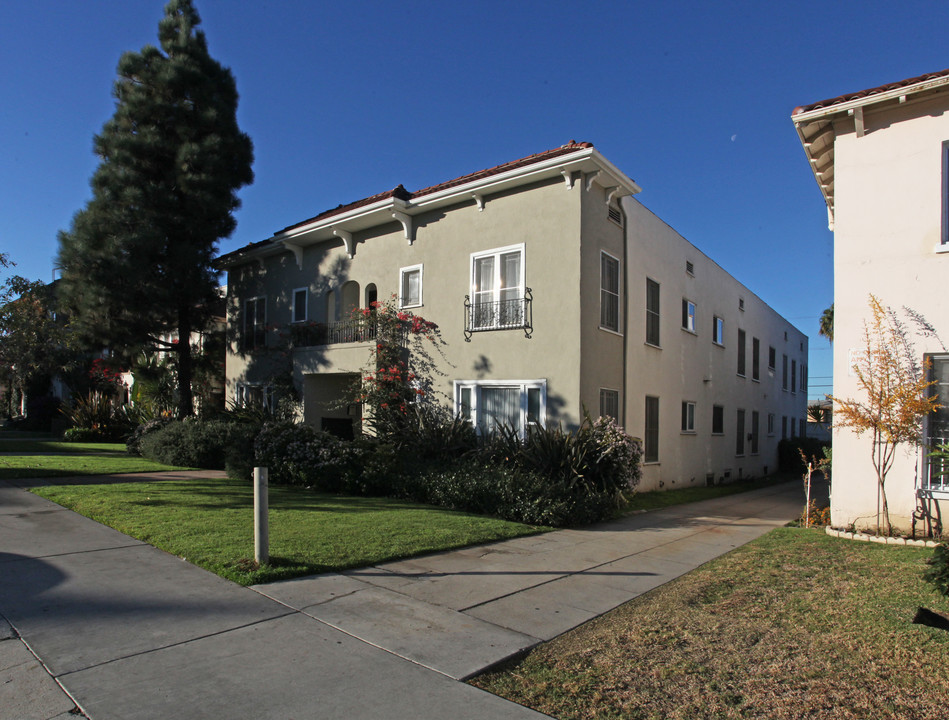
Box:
[217,141,808,492]
[792,69,949,534]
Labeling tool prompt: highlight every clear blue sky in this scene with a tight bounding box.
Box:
[3,0,947,403]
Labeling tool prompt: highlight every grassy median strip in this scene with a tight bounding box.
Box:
[31,477,547,585]
[472,527,949,720]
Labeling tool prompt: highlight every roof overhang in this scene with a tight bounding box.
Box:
[791,72,949,229]
[216,146,641,269]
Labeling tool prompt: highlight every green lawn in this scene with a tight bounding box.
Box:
[0,453,192,479]
[32,477,547,585]
[0,440,130,455]
[472,527,949,720]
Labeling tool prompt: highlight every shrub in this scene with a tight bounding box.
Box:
[62,393,135,440]
[924,544,949,597]
[414,460,614,527]
[253,422,351,490]
[139,419,237,469]
[63,426,125,443]
[126,418,174,455]
[480,415,642,501]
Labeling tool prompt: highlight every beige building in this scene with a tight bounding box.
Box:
[793,69,949,535]
[217,142,808,492]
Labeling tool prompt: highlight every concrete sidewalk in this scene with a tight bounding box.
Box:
[0,473,803,719]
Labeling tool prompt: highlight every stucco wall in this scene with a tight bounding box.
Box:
[622,197,809,492]
[226,175,586,428]
[830,94,949,533]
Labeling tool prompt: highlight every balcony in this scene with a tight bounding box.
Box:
[291,318,378,348]
[464,288,533,341]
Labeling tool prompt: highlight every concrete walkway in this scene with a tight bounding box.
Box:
[0,472,803,719]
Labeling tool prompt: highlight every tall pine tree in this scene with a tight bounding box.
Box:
[58,0,253,418]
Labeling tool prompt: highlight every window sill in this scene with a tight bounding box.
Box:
[713,341,725,348]
[711,432,724,437]
[599,326,624,337]
[681,431,696,436]
[681,328,697,336]
[737,373,746,379]
[643,461,661,466]
[399,303,423,310]
[644,342,662,350]
[935,244,949,254]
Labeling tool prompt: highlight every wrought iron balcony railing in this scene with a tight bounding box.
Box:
[464,288,533,341]
[291,318,377,347]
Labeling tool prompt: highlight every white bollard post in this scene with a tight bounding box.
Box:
[254,466,269,565]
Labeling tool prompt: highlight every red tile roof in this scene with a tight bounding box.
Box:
[792,68,949,116]
[278,141,594,234]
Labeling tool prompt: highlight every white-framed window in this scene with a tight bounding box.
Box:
[713,316,724,345]
[768,346,776,371]
[751,411,760,455]
[291,288,307,323]
[942,141,949,246]
[600,388,620,421]
[767,413,775,436]
[681,401,696,433]
[926,355,949,490]
[712,404,724,435]
[235,383,275,412]
[470,244,525,330]
[682,299,696,333]
[399,264,423,308]
[455,379,544,437]
[646,278,660,346]
[243,296,266,350]
[752,337,761,381]
[644,396,660,463]
[737,329,746,376]
[736,409,746,456]
[600,251,621,333]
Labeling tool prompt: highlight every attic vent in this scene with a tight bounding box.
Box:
[686,261,694,275]
[739,297,745,311]
[608,205,623,226]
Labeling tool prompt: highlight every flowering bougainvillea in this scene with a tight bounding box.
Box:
[347,296,446,435]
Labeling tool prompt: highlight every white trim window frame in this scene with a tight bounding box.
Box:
[470,244,525,330]
[600,251,622,334]
[645,278,660,347]
[925,354,949,492]
[942,141,949,248]
[235,383,275,412]
[681,400,696,433]
[600,388,620,421]
[454,378,545,438]
[682,298,697,334]
[399,264,423,309]
[291,287,308,324]
[243,296,266,350]
[713,316,724,346]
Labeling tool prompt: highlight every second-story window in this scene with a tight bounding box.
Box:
[292,288,307,323]
[713,316,724,345]
[243,296,266,350]
[646,278,660,346]
[600,252,621,333]
[399,264,423,308]
[682,299,696,333]
[471,244,524,330]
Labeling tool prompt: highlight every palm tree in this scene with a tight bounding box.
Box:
[819,304,834,343]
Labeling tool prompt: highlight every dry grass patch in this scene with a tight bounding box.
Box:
[473,528,949,720]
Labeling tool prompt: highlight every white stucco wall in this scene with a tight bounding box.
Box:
[830,93,949,534]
